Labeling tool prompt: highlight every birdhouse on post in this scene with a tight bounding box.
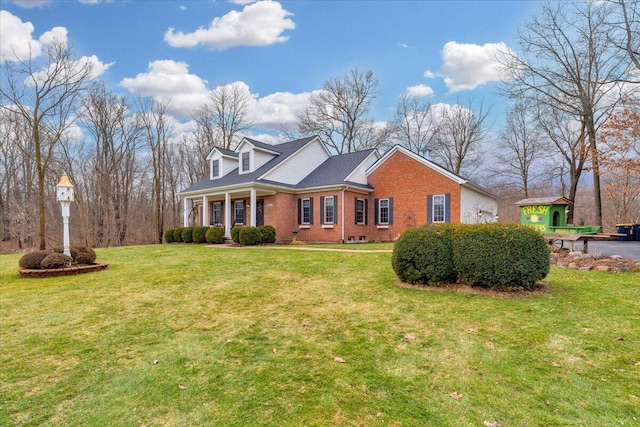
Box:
[56,175,75,257]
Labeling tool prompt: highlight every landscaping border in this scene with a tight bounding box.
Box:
[19,263,109,278]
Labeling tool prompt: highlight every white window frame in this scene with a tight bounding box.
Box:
[212,202,223,225]
[324,196,335,224]
[301,198,311,224]
[432,194,446,223]
[241,152,251,173]
[355,198,365,225]
[234,200,245,225]
[379,198,390,225]
[211,159,220,179]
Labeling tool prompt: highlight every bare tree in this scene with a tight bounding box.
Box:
[0,41,95,249]
[298,67,383,153]
[501,0,630,227]
[389,93,441,156]
[193,82,253,151]
[431,98,491,175]
[492,102,548,198]
[607,0,640,71]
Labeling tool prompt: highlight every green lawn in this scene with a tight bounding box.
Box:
[1,244,639,426]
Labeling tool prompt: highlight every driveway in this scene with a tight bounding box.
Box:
[571,240,640,259]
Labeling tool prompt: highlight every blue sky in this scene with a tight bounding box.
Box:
[1,0,540,141]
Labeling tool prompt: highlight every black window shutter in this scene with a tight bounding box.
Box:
[389,198,394,225]
[241,200,246,224]
[354,197,358,225]
[364,199,368,225]
[445,193,451,223]
[427,195,433,224]
[297,198,302,224]
[333,195,338,224]
[320,196,325,224]
[374,199,379,225]
[309,198,314,224]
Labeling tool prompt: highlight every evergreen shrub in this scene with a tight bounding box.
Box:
[205,227,225,244]
[239,227,261,246]
[392,224,457,285]
[173,227,184,243]
[192,226,208,244]
[19,251,51,269]
[258,225,276,244]
[181,227,194,243]
[452,223,550,291]
[231,227,241,243]
[165,228,175,243]
[41,252,72,269]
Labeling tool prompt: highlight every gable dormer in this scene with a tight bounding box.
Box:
[235,138,281,174]
[206,147,238,180]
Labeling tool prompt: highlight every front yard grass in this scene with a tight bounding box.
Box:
[1,244,638,426]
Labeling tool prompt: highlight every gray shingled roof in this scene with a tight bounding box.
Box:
[216,147,238,157]
[296,149,376,189]
[180,136,316,194]
[516,196,572,206]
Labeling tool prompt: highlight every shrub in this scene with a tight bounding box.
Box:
[41,252,72,269]
[452,223,550,291]
[192,226,208,244]
[258,225,276,244]
[392,224,457,285]
[231,226,241,244]
[239,226,262,246]
[165,228,175,243]
[173,227,184,243]
[75,247,97,264]
[206,227,225,244]
[53,246,79,261]
[182,227,195,243]
[19,251,51,270]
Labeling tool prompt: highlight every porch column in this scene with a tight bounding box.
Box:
[183,198,188,227]
[202,195,208,226]
[225,192,231,238]
[250,188,257,227]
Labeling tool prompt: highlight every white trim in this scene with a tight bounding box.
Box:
[341,189,345,243]
[322,225,334,229]
[300,197,312,225]
[202,195,208,226]
[432,194,446,223]
[224,193,231,238]
[236,138,281,156]
[239,151,251,174]
[250,188,257,227]
[299,225,311,229]
[366,145,466,184]
[376,225,389,229]
[355,197,366,225]
[378,198,391,225]
[344,149,380,183]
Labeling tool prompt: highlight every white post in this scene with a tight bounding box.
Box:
[61,202,71,256]
[183,198,189,227]
[225,192,232,238]
[202,195,208,226]
[250,188,257,227]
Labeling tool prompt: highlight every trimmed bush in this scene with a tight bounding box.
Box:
[192,226,208,244]
[19,251,51,269]
[75,247,97,264]
[165,228,175,243]
[206,227,225,244]
[41,252,72,269]
[392,224,457,285]
[452,223,550,291]
[231,226,241,244]
[173,227,184,243]
[258,225,276,244]
[53,246,79,261]
[182,227,195,243]
[239,226,262,246]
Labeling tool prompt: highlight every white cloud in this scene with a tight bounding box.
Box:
[29,54,114,86]
[252,90,314,128]
[0,11,68,62]
[10,0,110,6]
[119,60,209,118]
[164,0,295,50]
[179,5,186,11]
[428,41,513,92]
[406,84,434,98]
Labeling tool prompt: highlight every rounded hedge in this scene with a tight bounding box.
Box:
[41,252,72,269]
[192,226,208,244]
[258,225,276,244]
[231,227,241,243]
[452,224,550,291]
[205,227,225,244]
[239,226,261,245]
[173,227,184,243]
[181,227,194,243]
[75,247,97,264]
[19,250,51,269]
[392,224,457,285]
[165,228,175,243]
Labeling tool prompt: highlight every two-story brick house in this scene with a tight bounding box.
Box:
[178,135,498,243]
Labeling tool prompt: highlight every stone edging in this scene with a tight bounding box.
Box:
[19,263,109,278]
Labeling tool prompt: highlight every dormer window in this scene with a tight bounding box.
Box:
[211,159,220,178]
[241,152,250,172]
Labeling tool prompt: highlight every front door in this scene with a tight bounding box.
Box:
[256,199,264,226]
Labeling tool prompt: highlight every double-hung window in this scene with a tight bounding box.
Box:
[301,198,311,224]
[212,202,223,225]
[379,198,390,224]
[211,159,220,178]
[322,196,336,224]
[355,198,366,224]
[241,152,250,172]
[234,200,245,224]
[432,194,446,223]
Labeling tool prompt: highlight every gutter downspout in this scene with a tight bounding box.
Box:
[341,188,345,243]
